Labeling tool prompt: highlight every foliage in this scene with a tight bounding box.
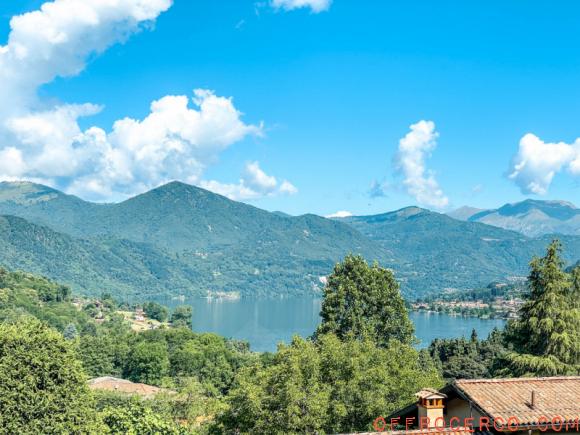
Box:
[171,305,193,328]
[429,328,506,379]
[0,268,91,333]
[143,301,169,322]
[0,319,101,433]
[99,397,184,435]
[501,240,580,376]
[316,255,414,346]
[125,341,170,385]
[218,334,442,434]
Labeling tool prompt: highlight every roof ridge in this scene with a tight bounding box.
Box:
[455,376,580,384]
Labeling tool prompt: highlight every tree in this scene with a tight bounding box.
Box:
[0,319,101,433]
[316,255,414,346]
[125,341,170,385]
[171,305,193,329]
[100,397,183,434]
[143,301,169,323]
[219,334,442,434]
[318,334,441,434]
[63,322,78,340]
[220,336,331,434]
[502,240,580,376]
[170,333,245,395]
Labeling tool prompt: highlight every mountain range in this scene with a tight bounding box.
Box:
[0,181,579,299]
[448,199,580,237]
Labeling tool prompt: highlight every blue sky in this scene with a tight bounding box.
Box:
[1,0,580,216]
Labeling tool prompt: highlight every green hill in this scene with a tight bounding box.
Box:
[338,207,580,294]
[0,182,387,298]
[1,181,580,299]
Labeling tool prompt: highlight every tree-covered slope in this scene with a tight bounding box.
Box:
[0,182,388,298]
[2,181,580,299]
[0,215,206,299]
[339,207,580,294]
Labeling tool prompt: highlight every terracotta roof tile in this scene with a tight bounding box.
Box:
[454,376,580,425]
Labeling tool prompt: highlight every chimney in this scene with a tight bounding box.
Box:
[416,389,447,425]
[531,390,536,409]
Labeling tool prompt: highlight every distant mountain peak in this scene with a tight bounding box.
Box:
[465,198,580,237]
[394,206,428,217]
[0,181,61,204]
[447,206,485,221]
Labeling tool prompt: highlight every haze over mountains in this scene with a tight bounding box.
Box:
[448,199,580,237]
[0,181,579,300]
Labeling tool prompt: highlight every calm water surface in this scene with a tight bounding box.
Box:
[162,297,505,352]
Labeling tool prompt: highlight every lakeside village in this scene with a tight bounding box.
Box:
[411,277,528,320]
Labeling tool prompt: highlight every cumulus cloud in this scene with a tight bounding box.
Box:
[199,161,298,201]
[394,120,449,209]
[508,133,580,195]
[65,91,263,199]
[325,211,353,219]
[0,0,172,116]
[0,0,295,202]
[271,0,332,13]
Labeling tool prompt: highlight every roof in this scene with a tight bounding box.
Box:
[88,376,166,398]
[416,388,447,400]
[452,376,580,425]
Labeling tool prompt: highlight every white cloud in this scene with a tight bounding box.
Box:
[199,162,298,201]
[395,120,449,209]
[325,210,352,219]
[508,133,580,195]
[0,0,172,114]
[0,0,295,202]
[0,147,27,177]
[271,0,332,13]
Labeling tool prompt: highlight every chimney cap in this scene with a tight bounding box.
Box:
[416,389,447,400]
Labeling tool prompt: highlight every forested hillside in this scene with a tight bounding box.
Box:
[339,207,580,293]
[1,181,580,299]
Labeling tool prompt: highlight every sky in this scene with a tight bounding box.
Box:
[1,0,580,217]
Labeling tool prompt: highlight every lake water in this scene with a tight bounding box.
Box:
[161,297,506,352]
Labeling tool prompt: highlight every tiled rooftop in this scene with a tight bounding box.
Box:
[454,376,580,425]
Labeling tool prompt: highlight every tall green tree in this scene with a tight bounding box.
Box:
[171,305,193,329]
[218,334,441,434]
[125,341,170,386]
[316,255,414,346]
[0,319,101,433]
[143,301,169,323]
[503,240,580,376]
[222,336,330,434]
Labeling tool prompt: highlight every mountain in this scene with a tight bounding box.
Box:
[0,215,200,299]
[337,207,580,293]
[449,199,580,237]
[447,206,485,221]
[0,181,387,298]
[2,181,580,299]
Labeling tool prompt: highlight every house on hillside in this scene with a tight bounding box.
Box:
[384,377,579,435]
[134,307,146,321]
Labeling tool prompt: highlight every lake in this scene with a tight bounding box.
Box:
[161,296,506,352]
